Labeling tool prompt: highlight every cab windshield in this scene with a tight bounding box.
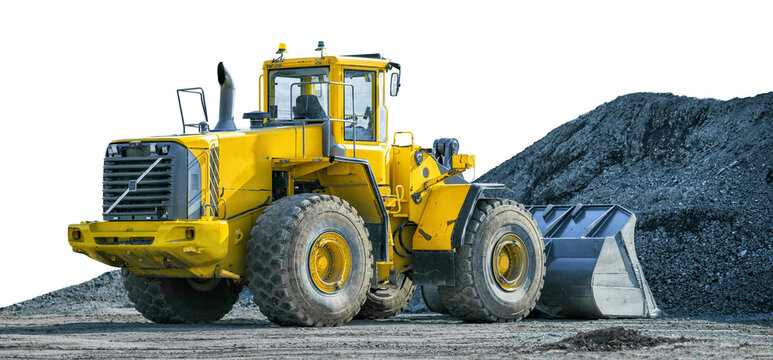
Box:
[267,67,329,120]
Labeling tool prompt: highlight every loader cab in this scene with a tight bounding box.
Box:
[261,44,397,183]
[262,49,394,142]
[263,65,385,143]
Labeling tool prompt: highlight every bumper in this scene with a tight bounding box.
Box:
[68,220,231,278]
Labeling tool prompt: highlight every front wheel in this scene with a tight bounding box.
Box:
[245,194,373,327]
[438,199,545,322]
[122,269,242,324]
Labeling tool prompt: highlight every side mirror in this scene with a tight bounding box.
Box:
[390,72,400,96]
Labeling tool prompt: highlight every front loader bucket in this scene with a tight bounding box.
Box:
[526,204,660,319]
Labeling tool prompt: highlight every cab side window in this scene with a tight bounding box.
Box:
[343,69,376,142]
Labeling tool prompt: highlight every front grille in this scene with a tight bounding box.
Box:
[102,142,191,221]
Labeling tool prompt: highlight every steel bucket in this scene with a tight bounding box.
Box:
[527,204,660,318]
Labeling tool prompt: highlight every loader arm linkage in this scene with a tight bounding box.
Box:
[411,154,475,202]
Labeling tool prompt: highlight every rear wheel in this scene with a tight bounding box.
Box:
[421,285,450,314]
[438,199,545,322]
[356,274,415,320]
[245,194,373,327]
[121,269,242,324]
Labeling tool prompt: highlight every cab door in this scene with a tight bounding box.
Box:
[341,67,388,184]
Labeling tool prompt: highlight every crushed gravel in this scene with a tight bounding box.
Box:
[1,271,132,315]
[404,288,431,314]
[1,311,770,359]
[529,326,695,352]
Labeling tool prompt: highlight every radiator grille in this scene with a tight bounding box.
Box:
[102,142,198,221]
[103,155,174,220]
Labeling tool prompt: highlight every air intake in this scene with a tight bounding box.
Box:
[214,62,236,131]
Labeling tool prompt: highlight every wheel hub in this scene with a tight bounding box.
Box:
[309,232,352,294]
[185,277,221,292]
[492,234,528,292]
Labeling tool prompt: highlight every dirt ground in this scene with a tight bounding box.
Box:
[0,308,770,359]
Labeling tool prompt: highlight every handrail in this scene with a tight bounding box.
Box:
[176,87,209,134]
[258,73,265,112]
[392,131,414,147]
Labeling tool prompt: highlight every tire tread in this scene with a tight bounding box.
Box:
[245,194,373,327]
[438,199,546,323]
[121,269,240,324]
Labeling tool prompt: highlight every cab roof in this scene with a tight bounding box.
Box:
[262,55,391,70]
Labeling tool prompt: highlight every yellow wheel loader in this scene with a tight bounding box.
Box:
[68,42,659,326]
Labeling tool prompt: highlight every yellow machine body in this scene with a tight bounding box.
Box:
[69,49,660,323]
[68,54,477,289]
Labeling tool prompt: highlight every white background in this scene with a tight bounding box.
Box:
[1,1,771,307]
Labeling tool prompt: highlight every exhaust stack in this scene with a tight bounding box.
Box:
[214,62,236,131]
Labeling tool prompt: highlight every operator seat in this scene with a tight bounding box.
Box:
[293,94,327,120]
[344,106,376,141]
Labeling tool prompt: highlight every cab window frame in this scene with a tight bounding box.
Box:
[343,67,380,143]
[267,66,330,121]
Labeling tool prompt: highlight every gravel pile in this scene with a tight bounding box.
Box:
[1,270,132,315]
[478,92,773,316]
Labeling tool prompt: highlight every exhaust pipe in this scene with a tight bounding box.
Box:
[214,62,236,131]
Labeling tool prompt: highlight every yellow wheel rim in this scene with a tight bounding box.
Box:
[309,232,352,294]
[492,234,528,292]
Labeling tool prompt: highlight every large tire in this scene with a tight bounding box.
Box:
[245,194,373,327]
[438,199,545,322]
[121,269,242,324]
[356,274,415,320]
[421,285,450,314]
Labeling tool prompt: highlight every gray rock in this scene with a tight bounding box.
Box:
[0,270,132,315]
[404,288,431,314]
